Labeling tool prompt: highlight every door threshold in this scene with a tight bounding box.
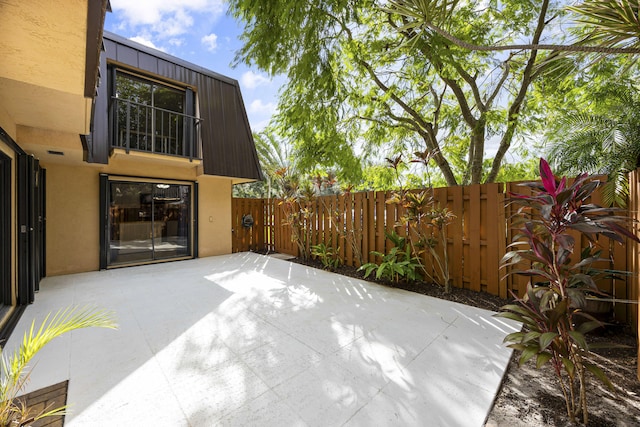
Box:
[106,256,194,269]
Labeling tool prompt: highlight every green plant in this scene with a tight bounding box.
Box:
[386,150,456,292]
[359,231,422,283]
[546,87,640,207]
[325,191,365,267]
[497,158,638,425]
[0,306,117,426]
[278,169,316,260]
[311,242,342,271]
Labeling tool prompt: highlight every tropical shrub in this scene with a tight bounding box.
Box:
[359,231,422,283]
[385,150,456,291]
[310,242,342,271]
[278,170,316,260]
[496,158,638,425]
[0,306,117,426]
[318,195,365,267]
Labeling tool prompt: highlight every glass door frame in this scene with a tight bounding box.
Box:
[0,151,11,308]
[99,174,197,269]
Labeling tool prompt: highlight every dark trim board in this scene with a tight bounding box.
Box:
[0,152,12,306]
[99,174,108,270]
[0,126,25,155]
[0,306,27,349]
[84,0,110,97]
[16,155,45,305]
[194,181,199,258]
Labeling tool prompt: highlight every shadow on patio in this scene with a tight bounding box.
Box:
[4,252,518,426]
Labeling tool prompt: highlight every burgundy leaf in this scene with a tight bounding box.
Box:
[602,221,640,243]
[555,234,575,251]
[539,158,557,196]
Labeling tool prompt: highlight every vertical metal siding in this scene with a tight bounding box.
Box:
[88,33,262,181]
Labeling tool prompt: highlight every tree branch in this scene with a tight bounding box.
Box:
[486,0,551,182]
[486,59,511,109]
[333,12,458,184]
[417,17,640,54]
[451,63,485,112]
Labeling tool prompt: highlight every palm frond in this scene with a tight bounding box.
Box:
[569,0,640,50]
[0,306,117,425]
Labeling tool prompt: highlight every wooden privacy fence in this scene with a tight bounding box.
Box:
[232,176,637,324]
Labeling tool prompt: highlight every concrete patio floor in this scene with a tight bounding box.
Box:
[5,252,519,426]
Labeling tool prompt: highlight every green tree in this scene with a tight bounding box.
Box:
[227,0,578,186]
[545,82,640,206]
[233,129,299,198]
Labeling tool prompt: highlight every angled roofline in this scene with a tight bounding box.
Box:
[90,32,263,181]
[85,0,111,98]
[103,31,240,87]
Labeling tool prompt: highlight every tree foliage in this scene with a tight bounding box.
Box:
[541,61,640,207]
[233,131,292,198]
[227,0,588,185]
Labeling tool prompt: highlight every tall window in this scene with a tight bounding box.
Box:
[112,70,197,157]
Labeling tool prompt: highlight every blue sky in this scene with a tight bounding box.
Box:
[104,0,283,132]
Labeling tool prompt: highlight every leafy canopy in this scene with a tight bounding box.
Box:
[227,0,593,186]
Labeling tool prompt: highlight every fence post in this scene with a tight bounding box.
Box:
[497,189,508,299]
[485,183,501,296]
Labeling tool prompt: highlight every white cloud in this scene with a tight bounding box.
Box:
[168,38,185,47]
[241,71,271,90]
[248,99,276,115]
[109,0,224,42]
[251,118,271,132]
[201,33,218,52]
[130,35,165,52]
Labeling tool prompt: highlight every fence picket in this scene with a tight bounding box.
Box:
[485,184,500,296]
[375,192,385,262]
[450,186,464,290]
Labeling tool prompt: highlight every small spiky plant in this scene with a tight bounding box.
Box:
[0,306,117,426]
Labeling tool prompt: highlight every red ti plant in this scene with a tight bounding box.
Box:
[497,158,639,425]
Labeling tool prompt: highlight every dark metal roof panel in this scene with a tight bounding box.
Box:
[88,40,111,164]
[197,78,262,178]
[87,33,263,181]
[104,32,238,85]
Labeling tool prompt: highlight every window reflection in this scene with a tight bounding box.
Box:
[114,72,186,156]
[108,181,191,266]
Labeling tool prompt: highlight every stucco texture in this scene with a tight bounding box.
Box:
[42,157,233,276]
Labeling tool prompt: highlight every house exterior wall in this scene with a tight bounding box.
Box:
[197,176,233,257]
[32,148,233,276]
[0,105,17,141]
[0,0,94,135]
[44,163,100,275]
[0,3,259,333]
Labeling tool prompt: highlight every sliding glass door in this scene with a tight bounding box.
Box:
[106,179,192,267]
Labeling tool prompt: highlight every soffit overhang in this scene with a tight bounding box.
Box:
[0,0,107,136]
